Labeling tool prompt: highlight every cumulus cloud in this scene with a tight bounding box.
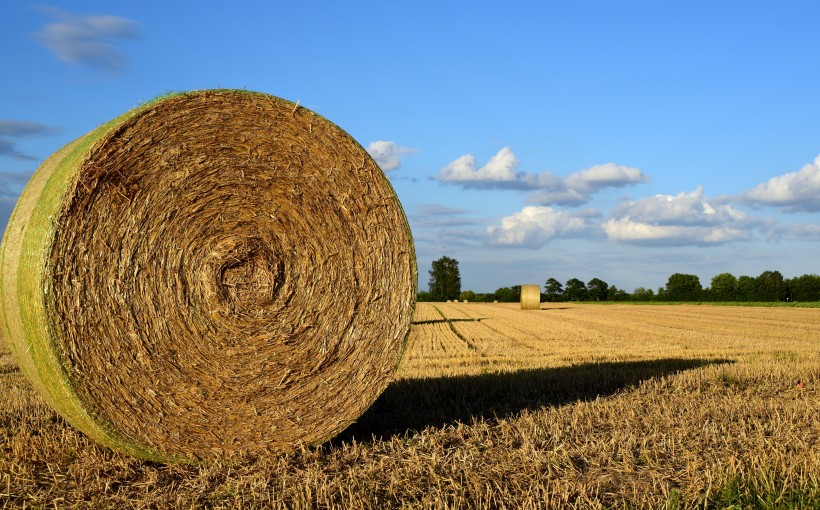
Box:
[435,147,648,204]
[35,6,139,73]
[742,154,820,212]
[0,119,56,160]
[366,141,419,171]
[603,186,754,246]
[486,206,587,248]
[437,146,521,185]
[602,218,748,245]
[564,163,650,193]
[530,163,650,206]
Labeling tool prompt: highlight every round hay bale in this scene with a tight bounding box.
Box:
[0,89,417,463]
[520,284,541,310]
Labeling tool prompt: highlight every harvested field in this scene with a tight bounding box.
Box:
[2,302,819,508]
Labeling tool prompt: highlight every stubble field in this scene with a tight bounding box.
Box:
[2,302,819,508]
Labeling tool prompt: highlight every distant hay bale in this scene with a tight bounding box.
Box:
[520,285,541,310]
[0,90,417,463]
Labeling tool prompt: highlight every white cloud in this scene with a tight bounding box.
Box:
[611,186,748,226]
[366,141,419,171]
[437,146,520,184]
[35,6,139,73]
[602,218,748,245]
[436,147,648,204]
[527,163,648,206]
[486,206,587,248]
[742,155,820,212]
[603,187,754,246]
[563,163,650,193]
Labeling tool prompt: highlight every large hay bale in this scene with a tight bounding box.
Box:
[0,90,417,463]
[520,284,541,310]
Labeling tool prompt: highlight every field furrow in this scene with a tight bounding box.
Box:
[398,320,483,377]
[432,302,474,320]
[411,303,443,323]
[449,320,540,360]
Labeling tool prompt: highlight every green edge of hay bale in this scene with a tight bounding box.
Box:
[0,92,208,463]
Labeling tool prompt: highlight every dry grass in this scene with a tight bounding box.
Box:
[2,302,819,508]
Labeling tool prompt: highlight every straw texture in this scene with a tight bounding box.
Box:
[520,285,541,310]
[0,89,417,462]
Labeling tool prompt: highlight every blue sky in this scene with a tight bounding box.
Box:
[2,1,820,293]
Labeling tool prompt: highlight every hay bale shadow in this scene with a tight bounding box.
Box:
[332,358,732,445]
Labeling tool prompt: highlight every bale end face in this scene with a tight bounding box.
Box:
[0,89,417,462]
[520,285,541,310]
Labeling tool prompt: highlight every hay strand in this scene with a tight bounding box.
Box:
[0,89,417,462]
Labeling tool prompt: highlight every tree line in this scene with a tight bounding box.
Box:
[641,271,820,302]
[419,256,820,303]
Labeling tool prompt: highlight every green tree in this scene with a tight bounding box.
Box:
[632,287,654,301]
[564,278,588,301]
[428,256,461,301]
[755,270,786,301]
[710,273,738,301]
[736,275,756,301]
[664,273,702,301]
[544,278,563,302]
[587,278,609,301]
[494,286,521,302]
[787,274,820,302]
[608,285,628,301]
[459,290,476,302]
